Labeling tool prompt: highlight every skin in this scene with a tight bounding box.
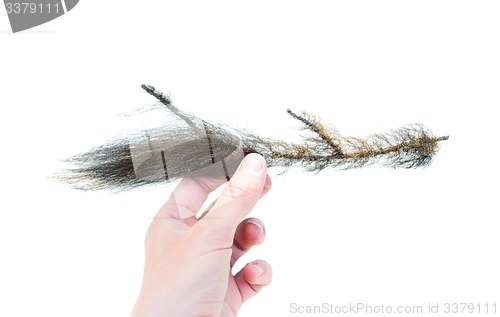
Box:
[130,154,272,317]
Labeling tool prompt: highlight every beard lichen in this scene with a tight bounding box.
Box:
[55,85,448,191]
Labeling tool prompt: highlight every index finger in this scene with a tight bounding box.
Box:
[155,177,225,224]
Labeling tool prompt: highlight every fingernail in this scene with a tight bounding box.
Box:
[241,153,263,172]
[253,263,264,277]
[248,220,265,237]
[264,174,272,191]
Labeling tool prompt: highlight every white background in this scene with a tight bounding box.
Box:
[1,1,499,316]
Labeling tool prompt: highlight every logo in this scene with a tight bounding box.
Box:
[4,0,78,33]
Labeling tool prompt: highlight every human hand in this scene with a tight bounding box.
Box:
[130,154,272,317]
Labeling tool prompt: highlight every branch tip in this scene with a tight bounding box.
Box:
[141,84,171,105]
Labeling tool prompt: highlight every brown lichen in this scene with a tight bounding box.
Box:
[54,85,448,191]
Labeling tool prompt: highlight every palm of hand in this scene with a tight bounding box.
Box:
[131,155,272,317]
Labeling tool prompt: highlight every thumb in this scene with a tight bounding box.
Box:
[195,154,267,246]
